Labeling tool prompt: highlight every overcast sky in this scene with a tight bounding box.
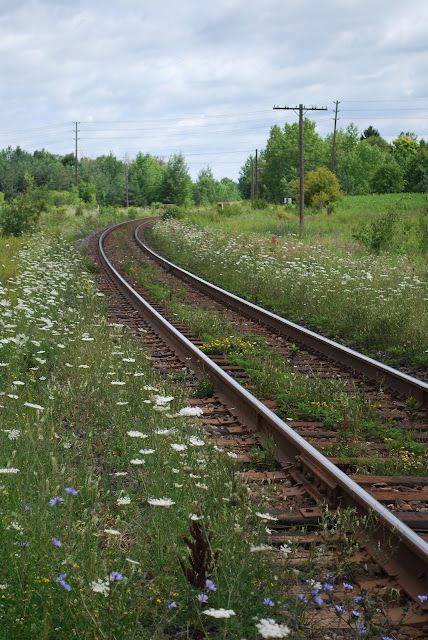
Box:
[1,0,427,179]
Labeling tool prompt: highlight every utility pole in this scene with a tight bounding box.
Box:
[273,103,328,232]
[74,121,79,189]
[331,100,340,174]
[124,154,129,208]
[250,157,255,204]
[255,148,259,201]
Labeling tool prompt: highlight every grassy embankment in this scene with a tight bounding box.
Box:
[2,212,399,639]
[147,194,428,369]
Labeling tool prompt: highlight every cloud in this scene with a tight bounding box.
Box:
[0,0,427,178]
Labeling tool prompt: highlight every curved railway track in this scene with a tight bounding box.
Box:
[95,219,428,634]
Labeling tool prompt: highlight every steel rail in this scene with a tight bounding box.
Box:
[134,218,428,409]
[99,220,428,600]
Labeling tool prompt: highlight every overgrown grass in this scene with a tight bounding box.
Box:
[147,211,428,367]
[117,242,427,476]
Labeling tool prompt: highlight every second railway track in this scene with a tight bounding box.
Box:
[93,218,428,636]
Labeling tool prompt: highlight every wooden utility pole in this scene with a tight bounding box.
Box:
[273,103,327,232]
[255,148,259,201]
[331,100,340,174]
[124,154,129,208]
[250,157,255,204]
[74,121,79,189]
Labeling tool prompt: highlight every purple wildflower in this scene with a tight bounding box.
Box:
[167,601,177,609]
[22,504,33,512]
[197,593,208,603]
[109,571,124,582]
[356,623,367,635]
[334,604,345,615]
[205,579,216,592]
[65,487,78,495]
[417,594,428,604]
[343,582,354,591]
[55,573,71,591]
[49,496,64,507]
[351,609,360,618]
[382,637,395,640]
[51,537,62,548]
[263,597,275,607]
[313,595,324,607]
[297,593,308,604]
[323,582,334,593]
[354,594,364,604]
[310,587,320,597]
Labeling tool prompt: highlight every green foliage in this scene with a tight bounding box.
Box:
[0,173,46,236]
[353,209,400,253]
[78,181,97,206]
[129,153,165,206]
[370,162,405,194]
[302,166,343,208]
[161,205,183,220]
[161,154,193,206]
[193,167,217,205]
[252,198,269,209]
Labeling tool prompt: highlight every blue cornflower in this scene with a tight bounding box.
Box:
[55,573,71,591]
[205,579,216,592]
[313,595,324,607]
[417,594,428,604]
[343,581,354,591]
[323,582,334,593]
[263,597,275,607]
[65,487,78,495]
[51,537,62,548]
[167,601,177,609]
[197,593,208,603]
[297,593,308,604]
[110,571,124,582]
[354,594,364,604]
[49,496,64,507]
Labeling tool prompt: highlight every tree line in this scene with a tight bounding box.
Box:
[0,147,240,207]
[238,122,428,202]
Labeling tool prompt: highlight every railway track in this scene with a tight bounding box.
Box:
[94,219,428,636]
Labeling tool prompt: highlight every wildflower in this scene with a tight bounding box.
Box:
[417,594,428,603]
[263,598,275,607]
[351,610,360,618]
[116,496,131,505]
[0,468,19,474]
[139,449,155,455]
[110,571,124,582]
[51,537,62,548]
[354,594,363,603]
[5,429,21,440]
[153,395,174,406]
[189,436,204,446]
[343,582,354,591]
[313,595,324,606]
[65,487,78,496]
[255,512,278,522]
[148,498,175,507]
[250,544,273,552]
[171,443,187,451]
[176,406,203,417]
[189,514,204,521]
[111,381,126,386]
[91,579,110,596]
[323,583,334,593]
[203,608,235,619]
[104,529,121,536]
[155,428,175,435]
[297,594,308,604]
[197,593,209,603]
[206,579,216,592]
[167,601,177,609]
[127,430,148,438]
[256,618,290,638]
[334,604,345,615]
[49,496,64,507]
[55,573,71,591]
[279,544,291,556]
[24,402,44,410]
[130,459,145,465]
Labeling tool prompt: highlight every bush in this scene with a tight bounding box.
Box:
[304,167,344,208]
[253,198,269,210]
[371,162,405,194]
[353,209,400,253]
[161,205,183,220]
[0,175,45,236]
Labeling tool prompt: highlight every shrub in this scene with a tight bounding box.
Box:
[0,175,46,236]
[353,209,400,253]
[371,162,405,194]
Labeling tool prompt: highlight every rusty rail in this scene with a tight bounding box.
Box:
[134,218,428,409]
[99,220,428,601]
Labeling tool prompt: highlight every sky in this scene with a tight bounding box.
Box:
[0,0,428,180]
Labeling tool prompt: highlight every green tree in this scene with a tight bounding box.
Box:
[129,154,165,206]
[392,134,419,189]
[161,154,193,206]
[370,162,405,193]
[0,172,46,236]
[337,140,385,194]
[216,177,241,202]
[238,155,254,199]
[193,167,218,205]
[301,167,343,208]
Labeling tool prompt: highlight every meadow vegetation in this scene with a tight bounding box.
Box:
[148,194,428,368]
